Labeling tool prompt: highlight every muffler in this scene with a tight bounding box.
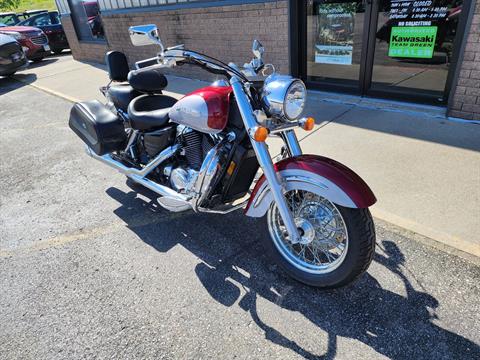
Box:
[85,145,192,210]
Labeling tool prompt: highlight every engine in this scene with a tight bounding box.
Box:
[165,126,217,195]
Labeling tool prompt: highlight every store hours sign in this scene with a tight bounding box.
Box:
[386,0,443,59]
[388,26,438,58]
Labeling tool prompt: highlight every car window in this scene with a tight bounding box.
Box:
[50,12,60,25]
[0,14,19,26]
[32,14,52,26]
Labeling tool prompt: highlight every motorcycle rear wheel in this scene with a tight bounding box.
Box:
[263,190,375,288]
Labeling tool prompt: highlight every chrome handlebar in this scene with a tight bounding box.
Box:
[134,48,265,82]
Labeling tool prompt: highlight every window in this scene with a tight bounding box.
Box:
[21,13,54,27]
[0,14,20,26]
[99,0,236,11]
[68,0,105,41]
[301,0,467,105]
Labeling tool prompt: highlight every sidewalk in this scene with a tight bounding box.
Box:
[11,54,480,258]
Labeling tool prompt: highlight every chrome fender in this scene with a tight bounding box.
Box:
[245,155,376,217]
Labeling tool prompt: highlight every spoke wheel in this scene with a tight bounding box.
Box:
[267,190,349,275]
[262,189,376,288]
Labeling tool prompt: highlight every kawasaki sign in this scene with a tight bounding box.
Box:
[388,26,438,59]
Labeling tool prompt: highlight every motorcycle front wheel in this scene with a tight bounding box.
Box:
[263,190,375,288]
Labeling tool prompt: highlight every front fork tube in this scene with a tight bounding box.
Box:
[280,130,302,157]
[230,77,301,243]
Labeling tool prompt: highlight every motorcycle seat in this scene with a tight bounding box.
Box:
[128,94,178,130]
[128,67,169,93]
[108,84,142,112]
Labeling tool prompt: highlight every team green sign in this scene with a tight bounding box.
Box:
[388,26,437,59]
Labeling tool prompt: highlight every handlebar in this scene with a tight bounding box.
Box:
[135,57,160,69]
[134,48,252,82]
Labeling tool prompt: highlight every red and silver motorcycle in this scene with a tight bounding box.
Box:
[69,24,377,288]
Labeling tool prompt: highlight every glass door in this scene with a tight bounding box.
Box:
[298,0,469,105]
[304,0,370,93]
[367,0,465,104]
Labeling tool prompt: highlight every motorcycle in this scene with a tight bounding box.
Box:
[69,24,377,288]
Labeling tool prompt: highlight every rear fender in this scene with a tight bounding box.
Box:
[245,155,376,217]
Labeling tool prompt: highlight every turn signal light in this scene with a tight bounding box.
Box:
[252,126,269,142]
[301,117,315,131]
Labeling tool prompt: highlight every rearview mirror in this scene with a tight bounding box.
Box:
[129,24,163,51]
[252,39,264,60]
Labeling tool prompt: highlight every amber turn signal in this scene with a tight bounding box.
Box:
[252,126,269,142]
[301,117,315,131]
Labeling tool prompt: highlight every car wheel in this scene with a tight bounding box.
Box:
[32,58,44,63]
[53,49,63,55]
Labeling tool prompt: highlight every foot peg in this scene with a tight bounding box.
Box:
[157,196,191,212]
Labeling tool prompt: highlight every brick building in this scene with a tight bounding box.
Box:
[56,0,479,121]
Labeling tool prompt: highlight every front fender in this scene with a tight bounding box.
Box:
[245,155,376,217]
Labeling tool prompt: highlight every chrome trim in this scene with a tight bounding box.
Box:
[268,121,299,134]
[85,144,180,177]
[84,144,190,205]
[261,74,306,121]
[127,173,189,201]
[230,75,300,243]
[30,34,48,45]
[245,169,358,218]
[267,191,349,273]
[193,138,231,208]
[197,199,249,214]
[281,130,302,157]
[129,24,164,52]
[157,196,192,212]
[253,175,328,209]
[125,129,139,154]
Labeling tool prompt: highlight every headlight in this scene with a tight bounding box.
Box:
[261,74,306,121]
[284,81,307,120]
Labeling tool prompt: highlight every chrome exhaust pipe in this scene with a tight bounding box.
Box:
[126,173,189,201]
[85,144,181,177]
[85,144,191,205]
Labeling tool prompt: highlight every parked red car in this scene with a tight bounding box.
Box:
[0,25,49,61]
[17,11,69,54]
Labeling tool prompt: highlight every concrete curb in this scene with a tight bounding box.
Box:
[13,75,81,103]
[371,208,480,265]
[12,76,480,263]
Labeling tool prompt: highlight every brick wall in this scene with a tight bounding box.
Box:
[61,16,107,64]
[449,3,480,120]
[63,1,289,81]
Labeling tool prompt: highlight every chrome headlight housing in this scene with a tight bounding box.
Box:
[261,74,306,121]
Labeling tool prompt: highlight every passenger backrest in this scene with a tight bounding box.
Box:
[105,51,130,82]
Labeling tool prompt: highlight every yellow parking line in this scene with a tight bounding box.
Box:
[0,215,161,258]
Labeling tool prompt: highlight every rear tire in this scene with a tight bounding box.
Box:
[262,194,375,289]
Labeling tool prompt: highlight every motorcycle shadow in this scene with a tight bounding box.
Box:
[106,184,479,360]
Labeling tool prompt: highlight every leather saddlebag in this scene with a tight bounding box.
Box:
[69,100,127,156]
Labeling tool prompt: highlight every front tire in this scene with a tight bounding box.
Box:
[262,190,375,288]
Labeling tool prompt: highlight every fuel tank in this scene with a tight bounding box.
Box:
[169,86,232,134]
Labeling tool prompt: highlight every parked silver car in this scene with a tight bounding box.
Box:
[0,33,28,76]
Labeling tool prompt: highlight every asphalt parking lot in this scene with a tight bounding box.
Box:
[0,78,479,359]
